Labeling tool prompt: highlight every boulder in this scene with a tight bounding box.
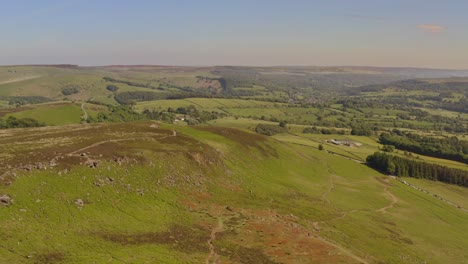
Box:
[0,195,12,206]
[75,198,84,208]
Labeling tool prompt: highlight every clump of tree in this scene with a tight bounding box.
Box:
[303,126,346,135]
[379,130,468,164]
[168,105,227,125]
[106,85,119,92]
[381,145,395,152]
[350,125,373,136]
[255,123,287,136]
[61,85,80,96]
[4,96,52,106]
[142,109,176,123]
[87,106,146,123]
[114,91,167,105]
[0,116,45,129]
[103,77,157,89]
[366,152,468,187]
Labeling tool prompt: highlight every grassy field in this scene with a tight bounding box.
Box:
[402,178,468,209]
[5,103,83,125]
[135,98,285,112]
[0,122,466,263]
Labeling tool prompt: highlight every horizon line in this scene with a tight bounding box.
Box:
[1,64,468,71]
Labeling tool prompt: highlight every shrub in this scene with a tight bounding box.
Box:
[61,85,80,96]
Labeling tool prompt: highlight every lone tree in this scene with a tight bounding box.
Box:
[318,144,324,151]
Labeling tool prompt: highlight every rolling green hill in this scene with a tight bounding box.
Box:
[0,65,467,263]
[0,122,466,263]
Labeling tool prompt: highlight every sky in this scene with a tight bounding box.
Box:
[1,0,467,69]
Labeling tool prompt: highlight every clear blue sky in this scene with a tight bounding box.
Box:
[1,0,467,68]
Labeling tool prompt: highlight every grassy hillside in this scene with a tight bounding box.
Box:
[5,103,83,125]
[0,122,466,263]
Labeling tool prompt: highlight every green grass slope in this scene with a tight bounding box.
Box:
[0,122,466,263]
[6,103,83,125]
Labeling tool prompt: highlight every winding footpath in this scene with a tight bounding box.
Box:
[377,179,398,213]
[81,103,88,120]
[205,218,224,264]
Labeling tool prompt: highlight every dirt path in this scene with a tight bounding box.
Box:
[205,218,224,264]
[321,170,335,203]
[314,236,369,264]
[81,103,88,120]
[377,179,398,213]
[66,129,177,157]
[0,75,41,85]
[66,137,149,156]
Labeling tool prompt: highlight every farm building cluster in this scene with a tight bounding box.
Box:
[327,139,363,147]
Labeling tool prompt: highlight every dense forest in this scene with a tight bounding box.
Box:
[379,131,468,164]
[366,152,468,187]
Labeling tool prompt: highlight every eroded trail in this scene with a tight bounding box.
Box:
[310,177,398,263]
[377,181,398,213]
[66,130,177,157]
[81,103,88,120]
[205,218,224,264]
[314,236,369,264]
[321,171,334,203]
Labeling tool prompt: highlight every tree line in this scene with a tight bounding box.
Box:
[366,152,468,187]
[379,130,468,164]
[103,77,157,89]
[1,96,51,106]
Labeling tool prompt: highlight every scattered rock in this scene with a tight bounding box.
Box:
[49,160,57,168]
[136,189,144,196]
[94,179,105,187]
[75,199,84,208]
[85,159,99,168]
[0,195,12,206]
[226,206,233,212]
[35,163,44,170]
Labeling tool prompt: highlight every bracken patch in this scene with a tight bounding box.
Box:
[98,224,210,253]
